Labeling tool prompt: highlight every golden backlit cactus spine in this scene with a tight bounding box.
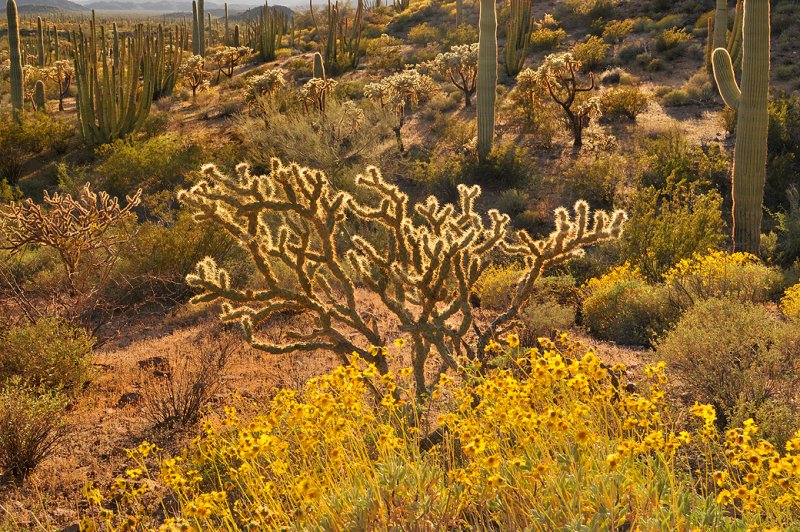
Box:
[179,159,625,400]
[477,0,497,160]
[712,0,770,253]
[7,0,24,120]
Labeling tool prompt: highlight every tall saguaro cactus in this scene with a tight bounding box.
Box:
[477,0,497,160]
[7,0,23,120]
[712,0,770,254]
[224,2,229,44]
[198,0,205,56]
[36,16,45,67]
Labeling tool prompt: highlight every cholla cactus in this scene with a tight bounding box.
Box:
[212,46,251,81]
[179,159,625,401]
[45,60,72,111]
[424,43,478,108]
[299,77,337,113]
[529,52,598,149]
[179,55,212,100]
[243,69,286,105]
[364,69,437,152]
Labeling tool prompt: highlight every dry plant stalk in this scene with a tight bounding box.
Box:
[179,159,625,399]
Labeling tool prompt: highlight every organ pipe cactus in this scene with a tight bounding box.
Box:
[7,0,24,120]
[505,0,532,77]
[152,24,182,100]
[477,0,497,160]
[72,18,156,145]
[712,0,770,254]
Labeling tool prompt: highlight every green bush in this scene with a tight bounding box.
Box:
[94,134,201,199]
[656,298,800,447]
[408,22,440,44]
[599,85,650,120]
[443,24,478,48]
[654,27,692,55]
[529,27,566,52]
[366,34,406,73]
[619,181,726,281]
[474,264,525,310]
[602,19,633,43]
[0,112,75,184]
[519,301,576,345]
[638,129,729,191]
[562,152,626,209]
[767,93,800,211]
[581,264,676,346]
[570,36,609,71]
[664,251,784,308]
[0,318,94,393]
[0,379,68,481]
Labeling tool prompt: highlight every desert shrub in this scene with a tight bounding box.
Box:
[639,129,729,191]
[474,263,525,310]
[767,93,800,211]
[0,380,68,482]
[664,251,783,308]
[781,282,800,320]
[94,134,201,199]
[620,182,725,281]
[366,34,406,73]
[562,152,626,208]
[616,40,645,63]
[559,0,616,22]
[529,26,566,51]
[408,22,440,44]
[443,24,478,48]
[602,19,633,43]
[508,73,561,146]
[657,298,800,446]
[519,300,575,343]
[599,85,650,120]
[772,186,800,265]
[0,180,22,203]
[0,112,74,184]
[496,189,529,217]
[0,318,94,393]
[582,264,675,346]
[141,335,235,428]
[598,67,638,86]
[570,36,609,71]
[654,27,692,56]
[463,143,532,189]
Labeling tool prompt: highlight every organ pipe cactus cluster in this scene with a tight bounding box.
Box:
[712,0,770,254]
[255,1,287,62]
[323,0,364,72]
[72,17,156,145]
[152,24,183,100]
[505,0,532,76]
[477,0,497,160]
[7,0,24,120]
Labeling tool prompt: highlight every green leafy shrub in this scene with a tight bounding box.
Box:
[0,112,75,184]
[619,181,725,281]
[654,27,692,56]
[638,129,729,191]
[599,85,650,120]
[0,318,94,393]
[781,282,800,320]
[767,93,800,211]
[0,380,68,482]
[656,298,800,447]
[366,34,406,73]
[562,152,626,208]
[529,26,566,52]
[570,36,609,71]
[408,22,440,44]
[664,251,784,308]
[443,24,478,48]
[581,264,676,346]
[94,134,201,199]
[474,264,525,310]
[602,19,633,43]
[519,301,576,344]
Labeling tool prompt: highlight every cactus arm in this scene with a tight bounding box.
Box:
[712,47,740,109]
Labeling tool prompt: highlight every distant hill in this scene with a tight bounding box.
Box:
[17,0,87,10]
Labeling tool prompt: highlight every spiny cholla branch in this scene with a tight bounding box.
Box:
[179,159,626,399]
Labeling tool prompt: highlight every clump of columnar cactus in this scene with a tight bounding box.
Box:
[243,69,286,105]
[364,69,437,153]
[525,52,599,149]
[299,76,337,113]
[179,160,625,402]
[179,55,212,101]
[6,0,23,120]
[712,0,770,254]
[423,43,478,109]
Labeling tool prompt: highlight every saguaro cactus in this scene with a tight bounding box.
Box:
[7,0,23,120]
[224,2,229,44]
[192,0,200,54]
[198,0,205,56]
[33,79,46,112]
[36,16,45,67]
[712,0,770,254]
[477,0,497,160]
[233,24,240,47]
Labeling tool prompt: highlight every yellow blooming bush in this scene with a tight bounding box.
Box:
[81,336,800,529]
[781,282,800,320]
[581,263,676,346]
[664,250,783,308]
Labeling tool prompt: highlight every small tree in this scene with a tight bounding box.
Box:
[425,43,478,108]
[179,159,625,404]
[45,60,73,112]
[364,69,438,152]
[526,52,600,149]
[179,55,212,101]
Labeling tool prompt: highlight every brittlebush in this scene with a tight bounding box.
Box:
[81,336,800,530]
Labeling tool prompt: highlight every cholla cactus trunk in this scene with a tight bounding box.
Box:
[7,0,24,120]
[477,0,497,161]
[37,16,45,67]
[33,79,46,112]
[712,0,770,254]
[504,0,531,76]
[192,1,199,54]
[313,51,325,79]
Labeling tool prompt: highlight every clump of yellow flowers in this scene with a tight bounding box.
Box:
[81,335,800,530]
